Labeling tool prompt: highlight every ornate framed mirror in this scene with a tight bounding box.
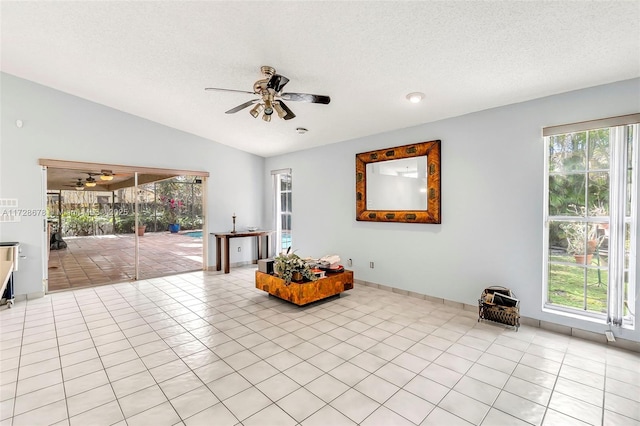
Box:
[356,140,441,223]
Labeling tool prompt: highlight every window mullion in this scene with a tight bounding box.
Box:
[608,126,626,326]
[623,125,638,327]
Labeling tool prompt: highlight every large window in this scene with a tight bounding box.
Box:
[272,169,292,254]
[544,116,638,329]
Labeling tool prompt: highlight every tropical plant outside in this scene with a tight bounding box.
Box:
[547,128,612,314]
[49,176,203,236]
[546,125,635,319]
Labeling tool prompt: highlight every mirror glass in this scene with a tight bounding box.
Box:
[356,140,441,224]
[366,156,427,210]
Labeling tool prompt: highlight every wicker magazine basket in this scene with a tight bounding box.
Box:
[478,286,520,330]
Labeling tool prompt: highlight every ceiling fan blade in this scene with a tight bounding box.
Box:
[278,101,296,120]
[267,74,290,93]
[281,93,331,104]
[225,99,259,114]
[205,87,256,95]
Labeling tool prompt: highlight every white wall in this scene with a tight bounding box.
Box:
[2,72,638,343]
[0,72,265,296]
[265,78,640,342]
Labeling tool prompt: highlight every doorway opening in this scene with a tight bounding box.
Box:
[41,160,208,291]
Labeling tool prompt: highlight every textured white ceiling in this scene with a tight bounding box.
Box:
[2,1,639,157]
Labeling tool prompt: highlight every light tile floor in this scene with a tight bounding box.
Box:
[1,266,639,426]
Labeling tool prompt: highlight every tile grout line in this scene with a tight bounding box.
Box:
[7,301,26,423]
[69,287,127,424]
[112,275,245,424]
[5,269,639,426]
[107,277,201,424]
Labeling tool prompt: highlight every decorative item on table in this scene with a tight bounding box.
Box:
[273,249,318,285]
[258,258,274,274]
[231,212,236,233]
[301,256,318,266]
[247,226,258,232]
[311,268,325,279]
[318,255,343,272]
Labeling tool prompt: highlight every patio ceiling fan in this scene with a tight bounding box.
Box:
[205,66,331,122]
[63,178,86,191]
[84,173,99,188]
[81,171,121,187]
[63,173,108,190]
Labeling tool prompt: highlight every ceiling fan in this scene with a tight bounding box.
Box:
[64,172,113,191]
[99,170,115,181]
[84,173,99,188]
[63,178,86,191]
[205,66,330,122]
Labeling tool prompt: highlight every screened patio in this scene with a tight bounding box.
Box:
[44,161,206,291]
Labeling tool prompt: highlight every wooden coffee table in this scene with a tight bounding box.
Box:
[255,270,353,306]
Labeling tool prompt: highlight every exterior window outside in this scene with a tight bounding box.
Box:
[544,122,637,329]
[272,169,292,254]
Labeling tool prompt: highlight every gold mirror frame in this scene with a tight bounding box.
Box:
[356,140,441,223]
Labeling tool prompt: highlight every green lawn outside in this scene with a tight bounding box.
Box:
[547,255,608,313]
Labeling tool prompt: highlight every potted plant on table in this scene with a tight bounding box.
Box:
[274,251,317,285]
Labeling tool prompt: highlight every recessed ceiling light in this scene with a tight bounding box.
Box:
[296,127,308,134]
[406,92,425,103]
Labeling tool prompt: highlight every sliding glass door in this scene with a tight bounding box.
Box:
[41,160,208,291]
[136,175,204,280]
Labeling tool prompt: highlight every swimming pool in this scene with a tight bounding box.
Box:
[184,231,203,238]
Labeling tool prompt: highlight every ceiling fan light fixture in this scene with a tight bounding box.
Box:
[75,185,84,191]
[406,92,425,103]
[262,113,271,122]
[263,99,274,116]
[85,176,97,187]
[273,102,287,119]
[249,103,263,118]
[100,170,114,181]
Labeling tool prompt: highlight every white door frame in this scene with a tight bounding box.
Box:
[40,159,209,290]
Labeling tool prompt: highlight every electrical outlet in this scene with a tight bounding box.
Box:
[237,247,241,252]
[347,258,352,267]
[369,261,374,268]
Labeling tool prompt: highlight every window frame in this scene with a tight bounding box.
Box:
[542,116,638,329]
[271,168,292,255]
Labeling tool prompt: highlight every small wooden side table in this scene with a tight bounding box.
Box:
[212,231,273,273]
